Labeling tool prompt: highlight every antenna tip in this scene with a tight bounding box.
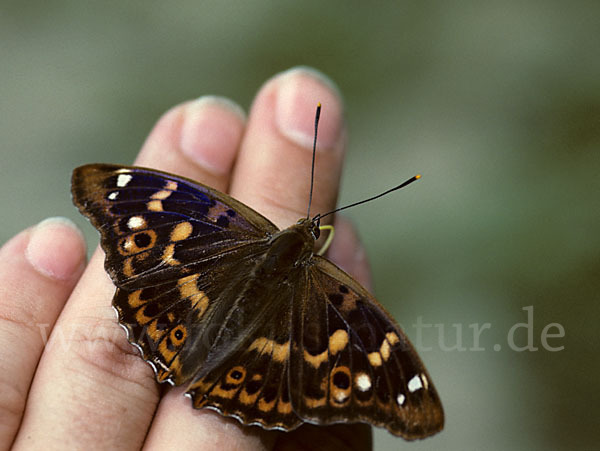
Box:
[317,102,321,107]
[415,174,422,180]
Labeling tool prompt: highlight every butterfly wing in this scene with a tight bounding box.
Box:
[110,241,269,386]
[184,272,304,432]
[72,164,443,438]
[71,164,279,385]
[71,164,278,290]
[289,256,444,440]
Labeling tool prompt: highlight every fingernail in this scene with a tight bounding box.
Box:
[180,96,246,175]
[26,217,87,280]
[275,66,343,150]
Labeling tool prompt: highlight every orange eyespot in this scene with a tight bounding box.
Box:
[226,366,247,385]
[170,325,187,345]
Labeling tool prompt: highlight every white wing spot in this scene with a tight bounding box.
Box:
[117,174,132,187]
[355,373,372,392]
[397,393,406,406]
[127,216,145,230]
[108,192,118,200]
[408,375,423,392]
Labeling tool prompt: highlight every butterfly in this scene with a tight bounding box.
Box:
[71,150,443,441]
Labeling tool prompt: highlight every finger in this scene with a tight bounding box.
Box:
[136,96,246,191]
[143,388,274,451]
[0,218,85,446]
[13,98,246,449]
[231,66,345,227]
[145,67,346,449]
[139,97,272,448]
[326,215,372,291]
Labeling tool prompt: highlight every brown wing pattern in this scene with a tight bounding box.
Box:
[185,283,302,431]
[71,164,278,290]
[112,242,268,386]
[289,257,444,439]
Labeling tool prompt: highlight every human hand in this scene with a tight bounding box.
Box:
[1,67,373,450]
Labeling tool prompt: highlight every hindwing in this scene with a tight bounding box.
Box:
[289,257,444,439]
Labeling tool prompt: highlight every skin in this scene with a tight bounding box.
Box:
[0,67,373,450]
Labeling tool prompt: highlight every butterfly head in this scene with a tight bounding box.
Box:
[297,217,320,241]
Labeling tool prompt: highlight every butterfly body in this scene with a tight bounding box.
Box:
[72,164,443,440]
[180,220,317,386]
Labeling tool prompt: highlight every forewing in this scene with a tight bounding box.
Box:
[289,256,444,440]
[71,164,278,290]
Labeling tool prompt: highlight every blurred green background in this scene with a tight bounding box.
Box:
[2,1,599,450]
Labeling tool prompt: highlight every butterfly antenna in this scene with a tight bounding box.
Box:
[315,174,421,221]
[307,103,321,219]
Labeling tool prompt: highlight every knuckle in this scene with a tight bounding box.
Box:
[0,286,50,338]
